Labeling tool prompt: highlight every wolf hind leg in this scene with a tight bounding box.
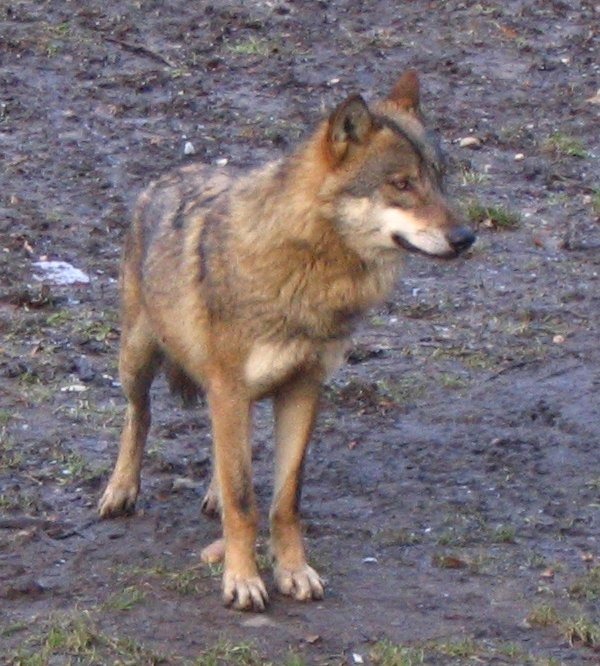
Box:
[99,312,161,517]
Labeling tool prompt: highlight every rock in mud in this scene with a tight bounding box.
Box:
[72,355,96,382]
[0,577,45,600]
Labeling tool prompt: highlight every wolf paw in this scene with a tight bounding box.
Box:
[98,480,138,518]
[274,563,324,601]
[222,570,269,612]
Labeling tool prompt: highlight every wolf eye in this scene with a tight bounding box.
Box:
[390,177,411,192]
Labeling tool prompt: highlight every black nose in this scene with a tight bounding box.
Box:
[446,226,476,254]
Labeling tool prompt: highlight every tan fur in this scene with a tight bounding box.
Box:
[98,71,475,611]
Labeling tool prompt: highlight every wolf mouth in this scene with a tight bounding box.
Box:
[391,233,453,258]
[392,230,474,259]
[392,232,421,254]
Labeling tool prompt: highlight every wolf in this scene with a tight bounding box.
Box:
[98,70,475,611]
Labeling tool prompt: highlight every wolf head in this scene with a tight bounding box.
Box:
[320,71,475,260]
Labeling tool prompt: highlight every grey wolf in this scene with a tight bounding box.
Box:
[98,70,475,611]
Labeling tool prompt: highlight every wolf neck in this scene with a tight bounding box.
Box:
[234,131,333,242]
[223,134,400,341]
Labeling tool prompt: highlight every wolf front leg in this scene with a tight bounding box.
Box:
[208,375,268,611]
[270,374,324,601]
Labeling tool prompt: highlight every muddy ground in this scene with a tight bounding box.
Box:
[1,1,599,664]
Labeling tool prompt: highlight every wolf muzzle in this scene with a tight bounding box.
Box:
[446,226,476,255]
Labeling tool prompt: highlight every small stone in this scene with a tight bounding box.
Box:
[183,141,195,155]
[552,334,565,344]
[73,356,95,382]
[61,383,88,392]
[514,153,525,161]
[458,136,481,149]
[215,157,228,167]
[171,477,201,492]
[33,260,90,285]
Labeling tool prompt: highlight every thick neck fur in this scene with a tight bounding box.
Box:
[218,123,400,341]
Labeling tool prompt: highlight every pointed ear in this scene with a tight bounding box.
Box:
[326,94,374,162]
[387,70,420,113]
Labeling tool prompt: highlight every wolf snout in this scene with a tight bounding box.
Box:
[446,226,476,255]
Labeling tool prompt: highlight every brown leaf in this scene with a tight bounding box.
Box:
[499,25,519,39]
[433,554,468,569]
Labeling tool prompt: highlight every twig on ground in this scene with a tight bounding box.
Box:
[104,36,176,68]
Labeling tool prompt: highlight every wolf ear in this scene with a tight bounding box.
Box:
[327,94,374,162]
[388,70,421,113]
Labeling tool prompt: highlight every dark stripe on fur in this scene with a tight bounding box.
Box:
[236,475,254,514]
[198,199,229,282]
[375,114,446,185]
[198,211,217,283]
[374,115,428,166]
[293,457,306,516]
[172,197,187,230]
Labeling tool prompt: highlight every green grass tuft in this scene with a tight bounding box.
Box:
[568,566,600,601]
[543,132,588,158]
[466,202,521,230]
[370,639,425,665]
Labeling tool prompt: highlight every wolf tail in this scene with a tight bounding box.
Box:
[164,358,203,407]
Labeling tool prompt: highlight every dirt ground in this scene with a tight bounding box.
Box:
[1,1,599,664]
